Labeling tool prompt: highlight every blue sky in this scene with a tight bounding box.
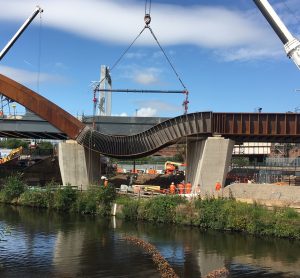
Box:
[0,0,300,117]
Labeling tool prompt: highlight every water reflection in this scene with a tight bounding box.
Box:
[0,205,299,278]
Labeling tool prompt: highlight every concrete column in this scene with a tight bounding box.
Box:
[186,137,234,195]
[58,140,101,190]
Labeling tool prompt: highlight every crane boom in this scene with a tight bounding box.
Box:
[0,6,43,61]
[254,0,300,70]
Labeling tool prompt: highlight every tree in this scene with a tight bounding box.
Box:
[0,139,28,149]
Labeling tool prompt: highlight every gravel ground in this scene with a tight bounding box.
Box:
[222,183,300,209]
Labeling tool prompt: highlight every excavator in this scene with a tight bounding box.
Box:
[164,161,186,175]
[0,146,23,164]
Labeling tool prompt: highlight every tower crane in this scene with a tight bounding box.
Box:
[253,0,300,69]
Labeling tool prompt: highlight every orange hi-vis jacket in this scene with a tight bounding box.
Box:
[178,183,184,194]
[185,182,192,194]
[170,183,176,194]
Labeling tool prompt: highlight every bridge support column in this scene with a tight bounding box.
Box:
[58,141,101,190]
[186,137,234,195]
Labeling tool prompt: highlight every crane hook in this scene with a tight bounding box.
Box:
[144,14,151,26]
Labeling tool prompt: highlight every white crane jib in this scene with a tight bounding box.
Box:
[0,6,43,61]
[254,0,300,69]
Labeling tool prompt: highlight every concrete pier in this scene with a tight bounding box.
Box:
[58,141,101,190]
[186,137,234,194]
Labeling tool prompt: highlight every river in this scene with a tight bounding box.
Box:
[0,205,299,278]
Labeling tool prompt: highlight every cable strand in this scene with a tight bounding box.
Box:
[147,26,187,91]
[110,26,146,72]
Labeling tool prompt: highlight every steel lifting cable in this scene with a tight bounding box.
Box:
[96,26,147,88]
[147,26,187,92]
[96,0,189,113]
[143,0,189,114]
[145,0,152,15]
[104,0,188,90]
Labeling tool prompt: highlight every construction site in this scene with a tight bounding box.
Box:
[0,0,300,208]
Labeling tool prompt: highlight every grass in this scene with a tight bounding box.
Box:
[118,195,300,240]
[0,175,299,239]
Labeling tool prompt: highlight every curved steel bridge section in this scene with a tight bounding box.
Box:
[1,74,300,158]
[76,112,212,158]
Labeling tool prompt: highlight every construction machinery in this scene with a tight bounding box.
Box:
[164,161,185,175]
[0,6,43,61]
[0,146,23,164]
[254,0,300,69]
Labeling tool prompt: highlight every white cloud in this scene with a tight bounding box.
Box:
[112,112,128,117]
[125,51,146,59]
[0,0,291,61]
[136,107,157,117]
[116,64,162,85]
[135,99,180,113]
[0,65,65,85]
[216,47,283,62]
[134,72,158,85]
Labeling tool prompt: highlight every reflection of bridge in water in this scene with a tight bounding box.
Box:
[1,73,300,190]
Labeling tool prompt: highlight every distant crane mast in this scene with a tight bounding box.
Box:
[98,65,112,116]
[0,6,43,61]
[253,0,300,69]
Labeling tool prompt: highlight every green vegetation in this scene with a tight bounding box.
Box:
[0,174,27,203]
[231,157,249,167]
[0,138,28,149]
[0,139,54,151]
[0,175,116,216]
[74,186,116,216]
[0,175,299,239]
[117,196,300,240]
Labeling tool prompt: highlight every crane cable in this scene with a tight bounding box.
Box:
[144,7,189,114]
[95,0,189,113]
[145,0,152,15]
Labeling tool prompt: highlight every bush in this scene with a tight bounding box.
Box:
[193,197,228,229]
[19,189,48,208]
[121,199,140,220]
[0,175,26,202]
[53,185,77,211]
[94,185,117,216]
[142,195,187,223]
[73,185,117,215]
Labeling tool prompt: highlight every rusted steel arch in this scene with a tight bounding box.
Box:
[0,74,85,139]
[77,112,212,158]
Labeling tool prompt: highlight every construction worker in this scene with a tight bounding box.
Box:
[177,182,184,194]
[185,181,192,194]
[104,178,109,187]
[215,181,221,191]
[169,182,176,194]
[100,176,106,186]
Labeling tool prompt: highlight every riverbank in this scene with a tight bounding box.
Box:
[0,176,299,240]
[115,194,300,240]
[222,183,300,210]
